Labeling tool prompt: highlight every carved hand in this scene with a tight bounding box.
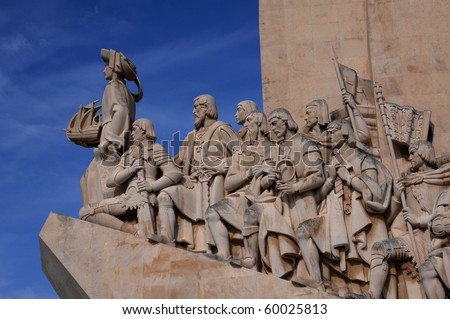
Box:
[337,166,351,183]
[181,176,195,189]
[430,238,443,252]
[129,159,144,175]
[276,181,298,195]
[343,92,356,109]
[402,207,420,228]
[262,169,278,187]
[324,164,337,182]
[247,165,263,179]
[137,180,154,193]
[201,161,228,175]
[393,177,405,198]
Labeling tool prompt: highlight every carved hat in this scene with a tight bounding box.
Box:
[268,108,299,133]
[305,99,331,126]
[133,118,156,141]
[101,48,143,102]
[237,100,258,116]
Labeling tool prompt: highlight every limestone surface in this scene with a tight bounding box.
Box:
[39,212,335,299]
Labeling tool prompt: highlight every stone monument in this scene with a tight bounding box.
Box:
[40,2,450,299]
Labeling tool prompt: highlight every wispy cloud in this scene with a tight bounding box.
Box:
[0,120,59,150]
[0,34,31,54]
[135,23,258,76]
[83,5,100,19]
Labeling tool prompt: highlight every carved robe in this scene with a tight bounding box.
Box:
[426,188,450,293]
[304,146,392,285]
[100,78,136,148]
[386,163,450,268]
[162,120,238,252]
[212,142,273,232]
[252,134,324,278]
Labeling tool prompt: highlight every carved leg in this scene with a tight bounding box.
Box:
[297,224,322,286]
[383,265,398,299]
[346,239,404,299]
[80,199,137,235]
[206,207,230,260]
[242,231,258,269]
[84,213,137,235]
[369,238,410,298]
[420,259,446,299]
[157,192,176,246]
[241,206,259,269]
[367,241,391,299]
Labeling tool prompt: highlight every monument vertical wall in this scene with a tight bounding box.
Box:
[260,0,450,155]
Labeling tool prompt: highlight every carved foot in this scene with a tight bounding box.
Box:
[160,236,176,247]
[147,233,163,243]
[120,223,138,235]
[345,292,372,299]
[241,257,256,269]
[229,258,243,268]
[204,252,231,262]
[291,277,325,291]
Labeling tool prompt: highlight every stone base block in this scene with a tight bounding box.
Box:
[39,212,336,299]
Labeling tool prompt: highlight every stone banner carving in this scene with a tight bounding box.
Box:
[55,48,450,299]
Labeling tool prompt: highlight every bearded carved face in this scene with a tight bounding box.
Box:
[409,148,425,172]
[193,100,207,129]
[243,114,259,141]
[269,116,288,141]
[305,104,319,128]
[235,105,247,125]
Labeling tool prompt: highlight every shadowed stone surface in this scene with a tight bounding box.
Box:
[39,212,336,299]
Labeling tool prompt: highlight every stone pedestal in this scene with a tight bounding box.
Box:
[39,212,335,299]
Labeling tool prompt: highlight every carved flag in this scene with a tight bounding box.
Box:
[337,63,375,107]
[379,102,432,146]
[332,63,379,148]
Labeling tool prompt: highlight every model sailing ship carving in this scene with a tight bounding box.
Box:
[65,100,102,147]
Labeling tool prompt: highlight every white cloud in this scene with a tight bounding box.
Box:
[0,120,59,150]
[0,34,31,54]
[134,24,257,76]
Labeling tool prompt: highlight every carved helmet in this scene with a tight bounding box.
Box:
[101,48,143,102]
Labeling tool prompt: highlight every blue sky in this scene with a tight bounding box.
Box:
[0,0,262,298]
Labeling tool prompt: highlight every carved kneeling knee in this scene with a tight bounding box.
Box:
[419,259,438,281]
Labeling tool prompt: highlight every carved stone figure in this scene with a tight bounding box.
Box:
[206,111,273,261]
[346,140,450,298]
[234,100,258,141]
[300,93,374,164]
[240,108,325,281]
[301,99,330,140]
[297,119,392,295]
[420,188,450,298]
[59,42,450,300]
[79,119,182,237]
[157,94,239,252]
[98,48,143,157]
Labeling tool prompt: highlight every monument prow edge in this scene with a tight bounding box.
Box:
[39,212,337,299]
